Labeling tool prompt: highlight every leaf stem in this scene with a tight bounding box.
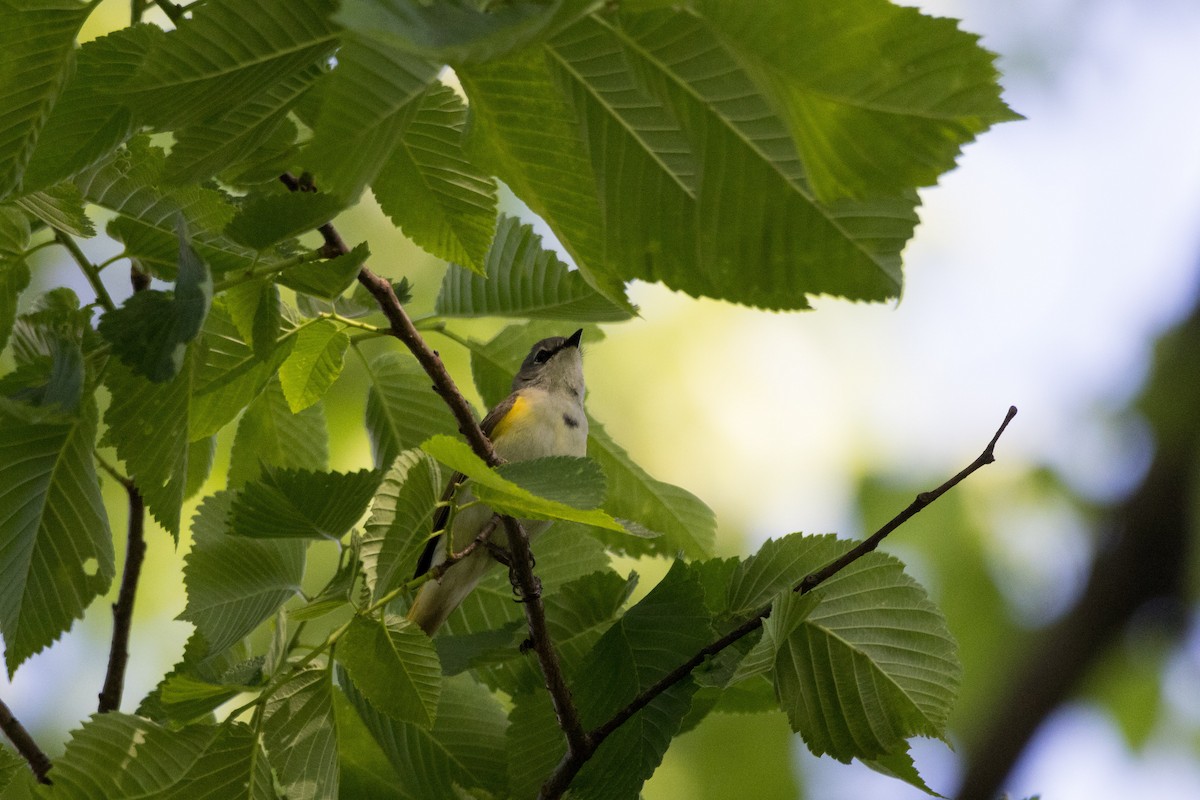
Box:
[54,229,116,312]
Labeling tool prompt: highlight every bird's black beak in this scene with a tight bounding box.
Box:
[566,328,583,348]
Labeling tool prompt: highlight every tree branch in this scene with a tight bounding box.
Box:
[0,696,53,785]
[502,517,590,755]
[276,172,588,763]
[538,406,1018,799]
[98,481,146,713]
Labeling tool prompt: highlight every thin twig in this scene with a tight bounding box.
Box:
[98,483,146,713]
[54,230,116,312]
[502,517,589,755]
[0,696,53,785]
[538,406,1018,799]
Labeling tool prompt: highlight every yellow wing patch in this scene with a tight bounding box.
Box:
[489,394,530,440]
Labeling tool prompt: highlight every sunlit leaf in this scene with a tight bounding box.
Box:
[279,319,350,413]
[421,435,625,531]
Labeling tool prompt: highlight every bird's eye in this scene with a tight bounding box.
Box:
[533,349,552,364]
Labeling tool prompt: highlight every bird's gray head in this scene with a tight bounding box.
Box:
[512,328,585,399]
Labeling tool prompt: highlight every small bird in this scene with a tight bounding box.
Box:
[407,328,587,634]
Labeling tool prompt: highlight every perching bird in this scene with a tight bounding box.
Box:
[406,328,587,634]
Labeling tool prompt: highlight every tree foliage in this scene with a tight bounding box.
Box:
[0,0,1016,797]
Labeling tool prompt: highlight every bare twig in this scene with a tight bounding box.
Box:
[0,696,53,785]
[98,482,146,713]
[538,406,1018,799]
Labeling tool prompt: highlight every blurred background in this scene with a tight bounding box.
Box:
[5,0,1200,798]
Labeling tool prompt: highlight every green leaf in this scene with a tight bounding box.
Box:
[279,319,350,412]
[421,435,625,531]
[570,561,714,799]
[0,740,32,794]
[459,5,1001,308]
[494,455,606,510]
[438,522,610,640]
[0,396,113,676]
[225,191,344,251]
[228,377,329,488]
[726,532,852,616]
[697,0,1019,202]
[506,689,563,800]
[361,448,443,602]
[190,299,293,440]
[179,491,306,657]
[337,615,441,728]
[363,350,462,470]
[436,214,633,320]
[76,138,257,278]
[585,419,716,558]
[0,208,31,354]
[139,633,265,724]
[262,667,340,800]
[862,744,944,797]
[50,714,276,799]
[117,0,340,129]
[229,467,382,540]
[102,352,198,536]
[332,687,406,799]
[342,671,508,798]
[749,534,960,762]
[0,1,90,199]
[21,25,158,193]
[337,0,597,64]
[185,435,216,500]
[278,241,369,300]
[303,34,440,201]
[729,589,820,685]
[471,568,634,693]
[371,82,497,271]
[164,62,323,186]
[224,279,281,360]
[12,182,94,237]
